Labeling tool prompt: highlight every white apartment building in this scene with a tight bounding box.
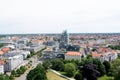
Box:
[9,50,30,59]
[92,51,118,63]
[4,54,23,72]
[0,60,6,74]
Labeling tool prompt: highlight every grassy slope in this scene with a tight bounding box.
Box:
[46,70,67,80]
[98,75,114,80]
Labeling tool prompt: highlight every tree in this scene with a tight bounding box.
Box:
[0,74,13,80]
[0,43,4,48]
[83,64,100,80]
[64,63,76,77]
[93,58,101,66]
[103,60,110,74]
[111,59,120,79]
[93,58,106,76]
[74,72,83,80]
[108,45,120,50]
[98,63,106,76]
[112,59,120,70]
[11,70,16,77]
[114,69,120,80]
[84,58,93,64]
[16,69,22,77]
[27,64,47,80]
[107,67,114,76]
[92,48,97,51]
[42,60,51,70]
[9,75,14,80]
[86,54,92,59]
[51,59,64,71]
[20,66,26,74]
[27,54,31,58]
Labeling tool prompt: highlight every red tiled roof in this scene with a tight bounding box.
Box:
[31,40,44,43]
[0,50,4,55]
[0,60,6,65]
[66,51,81,56]
[98,47,112,53]
[111,50,117,54]
[11,37,17,41]
[1,47,10,53]
[91,51,102,57]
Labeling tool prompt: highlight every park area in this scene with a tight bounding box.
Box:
[46,70,67,80]
[98,75,114,80]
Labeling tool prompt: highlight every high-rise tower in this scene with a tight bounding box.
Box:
[59,30,69,49]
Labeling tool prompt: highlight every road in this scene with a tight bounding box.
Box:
[15,69,28,80]
[15,54,43,80]
[15,47,48,80]
[15,61,41,80]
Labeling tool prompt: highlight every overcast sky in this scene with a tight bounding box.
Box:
[0,0,120,34]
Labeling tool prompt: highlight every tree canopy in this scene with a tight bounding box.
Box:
[74,71,83,80]
[111,59,120,80]
[0,74,13,80]
[83,64,100,80]
[103,60,110,74]
[64,63,76,77]
[27,64,47,80]
[51,59,64,71]
[42,60,51,70]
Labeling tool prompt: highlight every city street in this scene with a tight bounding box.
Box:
[15,60,41,80]
[14,52,44,80]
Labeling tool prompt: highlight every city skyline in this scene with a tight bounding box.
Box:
[0,0,120,34]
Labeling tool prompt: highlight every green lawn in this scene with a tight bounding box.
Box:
[46,70,67,80]
[98,75,114,80]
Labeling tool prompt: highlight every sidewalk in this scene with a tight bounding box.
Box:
[14,61,37,80]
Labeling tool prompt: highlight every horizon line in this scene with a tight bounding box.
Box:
[0,32,120,35]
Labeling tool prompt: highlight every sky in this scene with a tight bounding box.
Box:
[0,0,120,34]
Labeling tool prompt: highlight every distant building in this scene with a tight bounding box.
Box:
[1,47,11,53]
[91,48,118,62]
[42,47,56,59]
[23,45,44,53]
[15,44,26,50]
[44,41,55,46]
[31,39,44,46]
[5,44,15,50]
[65,51,82,61]
[59,30,69,49]
[17,38,29,45]
[66,45,80,52]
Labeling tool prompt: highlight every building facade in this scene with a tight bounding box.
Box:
[4,54,23,72]
[65,51,81,61]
